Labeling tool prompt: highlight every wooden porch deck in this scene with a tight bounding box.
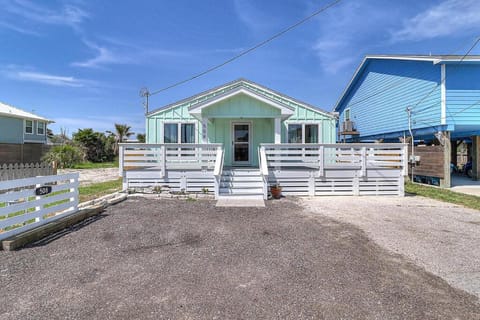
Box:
[119,143,407,199]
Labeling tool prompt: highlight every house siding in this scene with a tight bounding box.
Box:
[337,59,442,139]
[24,120,47,143]
[0,117,24,144]
[446,64,480,125]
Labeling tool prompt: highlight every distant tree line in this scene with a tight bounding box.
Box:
[43,124,144,168]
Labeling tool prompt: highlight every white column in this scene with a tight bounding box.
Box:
[441,64,447,125]
[202,118,208,143]
[274,118,281,144]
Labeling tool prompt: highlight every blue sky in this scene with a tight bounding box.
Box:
[1,0,479,136]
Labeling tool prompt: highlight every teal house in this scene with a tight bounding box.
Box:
[146,79,335,167]
[121,79,406,199]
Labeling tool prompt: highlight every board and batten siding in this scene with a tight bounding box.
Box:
[337,59,442,138]
[146,103,201,144]
[446,64,480,126]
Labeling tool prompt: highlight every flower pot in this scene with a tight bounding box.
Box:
[270,187,282,199]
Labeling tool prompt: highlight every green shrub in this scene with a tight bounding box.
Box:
[42,145,83,168]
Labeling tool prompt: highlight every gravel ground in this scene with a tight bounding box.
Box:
[58,168,119,186]
[302,195,480,299]
[1,197,479,319]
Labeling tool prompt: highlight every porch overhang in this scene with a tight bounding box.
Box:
[188,87,295,120]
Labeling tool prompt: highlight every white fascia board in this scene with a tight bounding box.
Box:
[189,87,294,116]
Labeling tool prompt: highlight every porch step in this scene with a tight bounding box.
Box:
[219,167,265,197]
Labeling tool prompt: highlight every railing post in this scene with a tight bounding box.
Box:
[402,144,408,177]
[360,147,366,177]
[318,145,324,177]
[118,144,124,177]
[160,145,166,178]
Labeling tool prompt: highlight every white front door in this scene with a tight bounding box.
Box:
[232,122,251,165]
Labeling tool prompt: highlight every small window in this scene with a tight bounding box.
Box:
[305,124,318,143]
[37,122,45,135]
[25,120,33,134]
[181,123,195,143]
[164,123,196,144]
[287,124,302,143]
[344,108,351,121]
[164,123,178,143]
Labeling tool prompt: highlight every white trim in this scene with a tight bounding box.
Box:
[37,121,45,135]
[189,87,294,118]
[441,64,447,125]
[162,121,198,144]
[274,118,281,144]
[286,122,321,144]
[231,121,252,166]
[201,118,209,143]
[24,119,33,135]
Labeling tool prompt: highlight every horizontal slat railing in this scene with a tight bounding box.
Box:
[119,143,223,175]
[0,173,79,241]
[260,143,406,171]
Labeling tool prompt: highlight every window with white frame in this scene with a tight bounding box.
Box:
[287,123,320,143]
[25,120,33,134]
[344,108,351,121]
[164,123,196,143]
[37,121,45,135]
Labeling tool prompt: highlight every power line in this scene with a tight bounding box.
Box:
[147,0,342,97]
[411,36,480,113]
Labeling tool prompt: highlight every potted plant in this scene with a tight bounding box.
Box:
[270,183,282,199]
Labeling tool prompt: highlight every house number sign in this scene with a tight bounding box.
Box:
[35,186,52,196]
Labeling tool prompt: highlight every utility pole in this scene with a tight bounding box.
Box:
[406,106,414,182]
[140,87,150,115]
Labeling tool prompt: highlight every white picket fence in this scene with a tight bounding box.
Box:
[0,173,79,241]
[0,162,57,181]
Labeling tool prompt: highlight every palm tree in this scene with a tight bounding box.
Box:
[108,123,134,155]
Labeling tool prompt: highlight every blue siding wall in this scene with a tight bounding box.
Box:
[0,117,23,143]
[338,59,442,139]
[446,64,480,126]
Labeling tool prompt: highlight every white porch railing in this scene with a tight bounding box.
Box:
[0,173,79,241]
[119,143,223,177]
[258,146,269,200]
[261,143,406,175]
[213,145,225,198]
[261,143,407,196]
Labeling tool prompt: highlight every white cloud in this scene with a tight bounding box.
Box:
[233,0,279,33]
[392,0,480,42]
[71,40,126,68]
[72,37,245,69]
[0,0,88,34]
[3,66,96,87]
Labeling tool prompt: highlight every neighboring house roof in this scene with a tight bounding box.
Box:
[333,55,480,112]
[0,101,53,123]
[147,78,333,118]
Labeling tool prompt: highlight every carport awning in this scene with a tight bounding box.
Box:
[188,87,294,119]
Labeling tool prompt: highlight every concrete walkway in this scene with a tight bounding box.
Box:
[450,175,480,197]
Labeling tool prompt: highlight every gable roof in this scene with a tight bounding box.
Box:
[147,78,333,118]
[0,102,53,122]
[333,54,480,112]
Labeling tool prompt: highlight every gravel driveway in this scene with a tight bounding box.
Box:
[302,196,480,299]
[1,197,479,319]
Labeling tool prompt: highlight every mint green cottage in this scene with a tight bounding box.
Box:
[145,79,335,167]
[121,79,406,199]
